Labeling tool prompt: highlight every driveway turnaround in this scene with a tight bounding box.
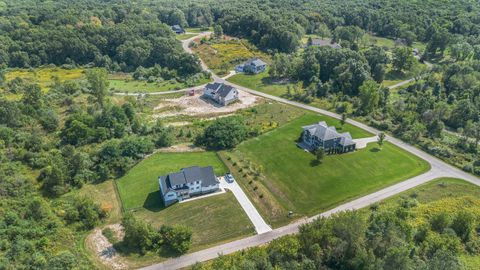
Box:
[353,136,378,149]
[219,177,272,234]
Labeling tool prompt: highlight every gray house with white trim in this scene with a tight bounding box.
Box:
[204,82,239,106]
[159,166,220,206]
[301,121,356,153]
[240,58,267,74]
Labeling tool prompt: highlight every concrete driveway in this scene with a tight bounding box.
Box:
[219,177,272,234]
[353,136,378,149]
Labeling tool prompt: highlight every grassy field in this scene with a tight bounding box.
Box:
[228,68,302,97]
[4,67,85,91]
[77,180,123,224]
[116,151,228,210]
[108,74,211,93]
[222,113,429,226]
[193,38,270,75]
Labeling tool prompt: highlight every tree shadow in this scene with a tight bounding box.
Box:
[143,191,165,212]
[370,147,380,152]
[310,159,322,167]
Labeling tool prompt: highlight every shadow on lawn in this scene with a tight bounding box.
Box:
[310,159,322,167]
[143,191,165,212]
[370,147,381,152]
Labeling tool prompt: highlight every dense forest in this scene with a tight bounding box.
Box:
[1,0,480,269]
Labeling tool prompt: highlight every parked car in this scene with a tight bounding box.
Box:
[225,173,234,183]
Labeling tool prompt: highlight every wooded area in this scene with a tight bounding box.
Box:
[1,0,479,269]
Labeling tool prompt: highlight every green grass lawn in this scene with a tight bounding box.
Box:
[134,191,254,249]
[115,151,253,265]
[176,33,197,40]
[231,113,429,219]
[116,151,228,210]
[228,69,301,97]
[185,27,213,33]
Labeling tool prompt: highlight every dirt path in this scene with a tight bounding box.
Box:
[86,224,126,270]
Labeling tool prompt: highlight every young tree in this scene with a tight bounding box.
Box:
[122,213,157,254]
[86,69,109,107]
[340,113,347,127]
[377,132,386,149]
[359,80,380,115]
[160,225,192,254]
[213,24,223,39]
[315,148,325,163]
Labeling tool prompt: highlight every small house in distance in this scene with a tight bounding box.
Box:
[308,38,342,49]
[300,121,356,153]
[158,166,220,206]
[171,25,185,34]
[203,82,239,106]
[236,58,267,74]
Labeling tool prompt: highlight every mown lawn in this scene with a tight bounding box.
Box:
[116,151,228,210]
[228,68,301,97]
[108,75,211,93]
[115,151,253,263]
[134,191,254,249]
[232,113,429,218]
[176,33,197,40]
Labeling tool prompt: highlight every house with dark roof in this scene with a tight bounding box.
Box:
[237,58,267,74]
[203,82,239,106]
[158,166,220,206]
[171,25,185,34]
[300,121,356,153]
[308,38,342,49]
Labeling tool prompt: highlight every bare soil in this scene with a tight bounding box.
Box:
[153,89,259,118]
[86,224,127,270]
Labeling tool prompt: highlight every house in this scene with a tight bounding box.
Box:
[308,38,342,49]
[158,166,220,206]
[171,25,185,34]
[300,121,356,153]
[203,82,239,106]
[237,58,267,74]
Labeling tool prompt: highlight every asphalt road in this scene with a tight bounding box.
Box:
[138,34,480,270]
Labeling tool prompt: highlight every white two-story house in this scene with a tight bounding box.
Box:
[158,166,220,206]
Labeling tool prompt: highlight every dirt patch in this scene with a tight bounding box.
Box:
[86,224,127,270]
[157,143,205,153]
[153,89,259,118]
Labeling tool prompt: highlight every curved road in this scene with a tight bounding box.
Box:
[139,34,480,270]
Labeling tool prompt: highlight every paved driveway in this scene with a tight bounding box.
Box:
[353,136,378,149]
[219,177,272,234]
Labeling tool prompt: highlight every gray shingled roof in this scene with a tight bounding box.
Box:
[216,84,235,98]
[158,166,218,195]
[206,83,236,98]
[206,82,222,91]
[302,121,354,144]
[245,58,266,67]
